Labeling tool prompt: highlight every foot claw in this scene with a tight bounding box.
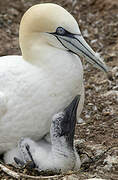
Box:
[14,157,25,166]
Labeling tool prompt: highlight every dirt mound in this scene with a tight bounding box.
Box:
[94,0,118,11]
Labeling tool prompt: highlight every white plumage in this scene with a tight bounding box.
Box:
[0,53,83,153]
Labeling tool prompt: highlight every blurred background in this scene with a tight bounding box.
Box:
[0,0,118,179]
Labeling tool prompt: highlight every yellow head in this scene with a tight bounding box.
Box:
[20,3,79,35]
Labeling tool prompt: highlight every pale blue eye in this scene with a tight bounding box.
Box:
[56,27,65,35]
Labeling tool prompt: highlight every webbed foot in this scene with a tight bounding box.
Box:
[14,138,37,169]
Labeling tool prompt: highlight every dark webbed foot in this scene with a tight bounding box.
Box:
[14,138,37,169]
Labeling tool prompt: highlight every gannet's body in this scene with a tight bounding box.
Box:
[5,96,81,172]
[0,3,108,159]
[0,53,83,153]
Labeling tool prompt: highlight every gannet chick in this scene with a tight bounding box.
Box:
[11,96,81,172]
[0,3,108,159]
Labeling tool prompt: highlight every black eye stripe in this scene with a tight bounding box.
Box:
[48,27,80,37]
[56,27,75,37]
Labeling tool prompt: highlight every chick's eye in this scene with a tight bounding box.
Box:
[56,27,66,35]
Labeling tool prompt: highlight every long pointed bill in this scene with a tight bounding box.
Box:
[64,95,80,120]
[61,95,80,147]
[57,34,108,73]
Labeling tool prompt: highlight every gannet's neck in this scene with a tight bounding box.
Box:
[20,32,48,64]
[50,113,75,163]
[51,135,75,171]
[51,136,74,155]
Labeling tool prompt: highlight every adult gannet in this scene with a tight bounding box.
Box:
[0,3,108,160]
[5,96,81,172]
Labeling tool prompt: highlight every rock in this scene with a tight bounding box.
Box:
[77,118,85,124]
[83,29,89,37]
[103,155,118,171]
[102,90,118,97]
[74,139,85,145]
[63,174,78,180]
[104,155,118,165]
[86,179,106,180]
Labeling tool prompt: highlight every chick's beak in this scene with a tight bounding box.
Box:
[64,95,80,120]
[62,95,80,134]
[60,95,80,147]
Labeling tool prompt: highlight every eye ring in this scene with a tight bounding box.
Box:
[56,27,66,35]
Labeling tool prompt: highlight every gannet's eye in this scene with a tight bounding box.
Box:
[56,27,66,35]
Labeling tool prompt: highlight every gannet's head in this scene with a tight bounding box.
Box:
[20,3,108,73]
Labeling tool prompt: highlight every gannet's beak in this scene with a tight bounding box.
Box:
[54,32,108,73]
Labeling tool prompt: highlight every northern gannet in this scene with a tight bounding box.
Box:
[0,3,108,160]
[5,96,81,172]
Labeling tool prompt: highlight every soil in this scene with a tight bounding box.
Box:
[0,0,118,179]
